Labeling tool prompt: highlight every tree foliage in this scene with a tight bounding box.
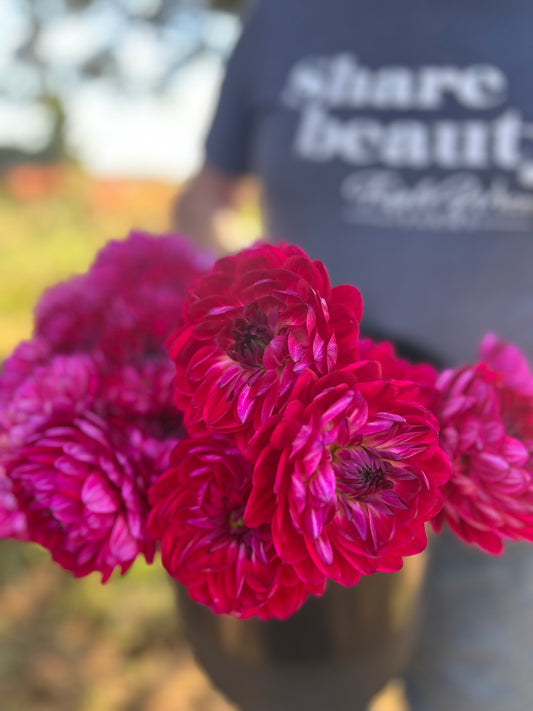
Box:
[1,0,246,163]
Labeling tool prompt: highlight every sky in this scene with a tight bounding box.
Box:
[0,0,240,180]
[67,58,224,179]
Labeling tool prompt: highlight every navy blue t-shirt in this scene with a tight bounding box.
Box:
[206,0,533,365]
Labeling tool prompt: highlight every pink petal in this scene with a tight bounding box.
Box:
[81,473,119,513]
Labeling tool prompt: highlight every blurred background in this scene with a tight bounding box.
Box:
[0,0,259,361]
[0,3,254,710]
[0,2,404,710]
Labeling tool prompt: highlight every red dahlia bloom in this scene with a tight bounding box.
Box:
[35,231,213,362]
[168,242,363,437]
[244,364,450,586]
[433,336,533,553]
[148,437,325,619]
[358,337,439,410]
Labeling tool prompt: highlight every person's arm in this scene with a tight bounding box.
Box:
[172,2,263,254]
[173,163,252,255]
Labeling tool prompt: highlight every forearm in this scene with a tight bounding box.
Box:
[172,164,253,256]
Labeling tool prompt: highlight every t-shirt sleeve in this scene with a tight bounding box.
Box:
[205,2,263,176]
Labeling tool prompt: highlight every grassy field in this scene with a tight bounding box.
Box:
[0,164,406,711]
[0,540,228,711]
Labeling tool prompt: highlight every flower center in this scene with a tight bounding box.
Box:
[359,465,391,494]
[229,507,246,531]
[334,449,394,500]
[228,315,273,368]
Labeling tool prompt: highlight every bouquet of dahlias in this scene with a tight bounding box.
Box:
[0,231,212,580]
[2,233,533,620]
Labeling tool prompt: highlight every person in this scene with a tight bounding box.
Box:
[176,1,533,708]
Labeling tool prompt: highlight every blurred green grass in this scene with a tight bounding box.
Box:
[0,541,182,711]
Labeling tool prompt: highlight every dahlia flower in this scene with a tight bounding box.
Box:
[244,364,450,586]
[481,334,533,452]
[149,436,325,619]
[0,338,52,410]
[1,353,176,580]
[168,242,363,437]
[35,231,213,361]
[100,359,184,443]
[358,337,439,410]
[433,335,533,553]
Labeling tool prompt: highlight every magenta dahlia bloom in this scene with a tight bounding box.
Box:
[1,353,176,580]
[35,231,213,361]
[0,338,52,410]
[168,242,363,437]
[433,335,533,553]
[7,415,160,581]
[100,359,184,443]
[0,232,201,577]
[481,333,533,400]
[481,333,533,452]
[0,348,89,543]
[244,364,450,586]
[1,340,182,453]
[1,352,100,448]
[149,436,325,619]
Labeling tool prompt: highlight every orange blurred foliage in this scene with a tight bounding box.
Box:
[88,179,178,216]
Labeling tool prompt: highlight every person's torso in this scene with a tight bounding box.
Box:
[248,0,533,364]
